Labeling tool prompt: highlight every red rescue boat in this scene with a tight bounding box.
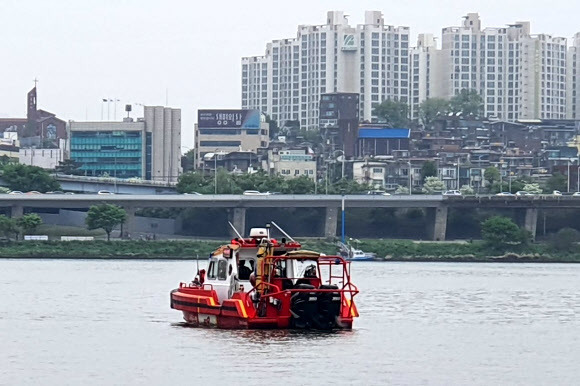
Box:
[170,224,359,329]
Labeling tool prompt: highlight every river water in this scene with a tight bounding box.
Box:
[2,260,580,385]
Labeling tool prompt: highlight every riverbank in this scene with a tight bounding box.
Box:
[1,239,579,262]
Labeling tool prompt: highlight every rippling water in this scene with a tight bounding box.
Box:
[2,260,580,385]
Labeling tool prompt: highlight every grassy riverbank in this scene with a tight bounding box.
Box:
[0,239,579,262]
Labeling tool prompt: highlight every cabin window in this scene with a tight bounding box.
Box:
[217,259,228,280]
[207,259,218,279]
[238,259,255,280]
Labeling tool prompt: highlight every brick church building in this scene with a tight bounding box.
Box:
[0,86,66,148]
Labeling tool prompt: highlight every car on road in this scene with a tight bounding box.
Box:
[515,191,534,196]
[26,191,42,195]
[97,190,114,195]
[9,191,23,194]
[46,191,65,194]
[573,192,580,197]
[496,192,515,196]
[183,192,202,195]
[443,190,462,196]
[367,190,391,196]
[552,190,562,196]
[243,190,270,196]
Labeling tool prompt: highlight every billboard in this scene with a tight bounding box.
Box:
[198,109,261,129]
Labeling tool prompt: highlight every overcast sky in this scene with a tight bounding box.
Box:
[1,0,578,150]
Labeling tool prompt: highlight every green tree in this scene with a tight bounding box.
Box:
[176,171,212,194]
[422,176,446,194]
[0,187,10,194]
[460,185,475,195]
[394,185,409,195]
[283,175,315,194]
[55,159,82,175]
[484,167,500,186]
[545,173,567,193]
[373,99,409,128]
[523,183,542,194]
[86,204,127,241]
[418,98,449,127]
[449,89,484,117]
[549,228,579,252]
[481,216,525,248]
[0,215,19,239]
[2,164,60,193]
[421,161,438,181]
[16,214,42,235]
[180,149,196,173]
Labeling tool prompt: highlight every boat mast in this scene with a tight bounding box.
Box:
[228,221,244,239]
[271,221,296,242]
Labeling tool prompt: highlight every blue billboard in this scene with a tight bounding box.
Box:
[198,109,261,129]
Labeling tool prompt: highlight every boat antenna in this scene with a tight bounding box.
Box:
[266,223,271,240]
[271,221,295,242]
[196,254,199,275]
[228,221,244,239]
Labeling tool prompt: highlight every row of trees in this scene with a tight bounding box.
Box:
[0,214,43,239]
[177,170,373,195]
[484,167,568,194]
[373,89,483,128]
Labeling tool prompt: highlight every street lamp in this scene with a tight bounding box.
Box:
[407,161,412,195]
[333,150,345,180]
[214,151,219,195]
[341,189,346,244]
[567,159,572,193]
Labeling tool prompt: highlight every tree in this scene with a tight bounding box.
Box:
[484,167,500,186]
[2,164,60,193]
[0,215,19,239]
[418,98,449,127]
[460,185,474,195]
[180,149,195,173]
[546,173,567,193]
[373,99,409,128]
[86,204,127,241]
[523,183,542,194]
[55,159,82,175]
[449,89,484,117]
[422,176,446,194]
[16,214,42,235]
[421,161,438,181]
[394,185,409,195]
[549,228,579,252]
[481,216,525,248]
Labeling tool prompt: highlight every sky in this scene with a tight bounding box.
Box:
[1,0,579,150]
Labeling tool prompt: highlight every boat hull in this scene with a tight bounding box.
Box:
[171,288,355,330]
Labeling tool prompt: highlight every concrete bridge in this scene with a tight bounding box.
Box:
[1,194,579,240]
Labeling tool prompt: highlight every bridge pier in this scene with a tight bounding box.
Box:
[524,208,538,241]
[324,206,338,239]
[11,205,23,218]
[427,206,448,241]
[124,206,137,238]
[229,208,246,238]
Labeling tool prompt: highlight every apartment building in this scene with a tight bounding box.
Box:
[242,11,410,129]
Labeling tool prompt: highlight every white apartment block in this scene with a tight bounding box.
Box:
[244,11,580,127]
[242,11,410,129]
[427,13,568,120]
[409,34,441,120]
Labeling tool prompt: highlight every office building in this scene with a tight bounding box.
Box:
[319,92,359,157]
[68,106,182,182]
[194,109,269,168]
[242,11,410,129]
